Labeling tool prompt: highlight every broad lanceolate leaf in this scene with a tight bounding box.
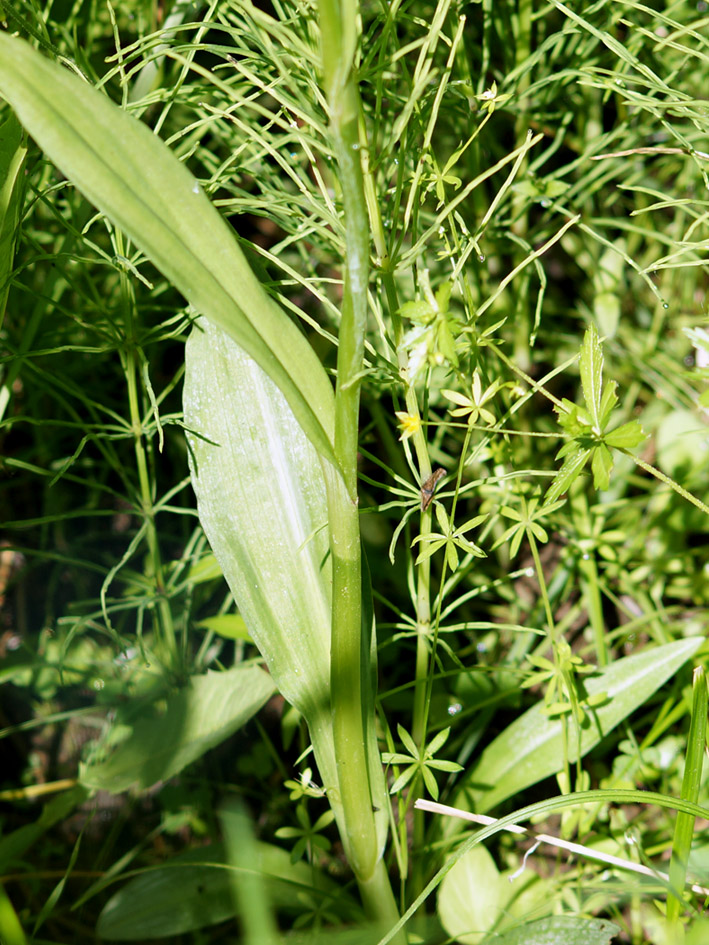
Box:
[80,665,276,792]
[0,33,337,465]
[185,319,332,725]
[452,637,703,814]
[184,320,388,850]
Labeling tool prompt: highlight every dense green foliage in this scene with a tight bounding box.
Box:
[2,1,709,943]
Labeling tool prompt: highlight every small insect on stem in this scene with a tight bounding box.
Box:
[420,468,446,511]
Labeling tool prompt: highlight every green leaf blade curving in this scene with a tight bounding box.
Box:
[0,33,336,465]
[453,637,704,814]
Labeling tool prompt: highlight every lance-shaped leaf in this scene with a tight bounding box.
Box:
[452,637,703,815]
[0,33,336,465]
[183,319,388,851]
[185,319,333,724]
[80,665,276,793]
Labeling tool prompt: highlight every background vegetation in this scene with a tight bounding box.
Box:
[2,0,709,943]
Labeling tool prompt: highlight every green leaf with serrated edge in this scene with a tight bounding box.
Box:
[598,380,619,428]
[415,540,446,565]
[591,441,613,490]
[605,419,646,449]
[430,761,464,774]
[184,320,388,856]
[544,447,591,505]
[579,325,604,431]
[80,666,275,792]
[446,542,459,571]
[450,637,703,815]
[0,33,337,466]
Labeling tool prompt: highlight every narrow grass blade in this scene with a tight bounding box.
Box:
[667,665,708,923]
[0,111,26,326]
[221,802,280,945]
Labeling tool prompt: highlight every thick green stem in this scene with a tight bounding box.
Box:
[318,2,404,937]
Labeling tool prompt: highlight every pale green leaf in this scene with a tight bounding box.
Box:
[390,767,418,795]
[427,759,463,773]
[579,325,604,430]
[453,637,703,814]
[438,845,502,945]
[80,666,275,792]
[422,765,440,799]
[544,447,591,505]
[590,441,613,490]
[426,726,452,756]
[184,320,388,850]
[0,33,336,465]
[184,319,332,726]
[604,419,646,449]
[397,724,419,758]
[196,614,252,641]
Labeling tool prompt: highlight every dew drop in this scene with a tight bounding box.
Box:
[393,158,399,165]
[351,142,361,151]
[540,198,551,208]
[192,182,200,194]
[582,553,590,561]
[662,301,670,309]
[448,702,462,716]
[478,254,486,262]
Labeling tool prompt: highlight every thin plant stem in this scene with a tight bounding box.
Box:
[115,244,177,666]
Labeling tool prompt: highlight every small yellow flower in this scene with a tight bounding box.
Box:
[395,410,421,440]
